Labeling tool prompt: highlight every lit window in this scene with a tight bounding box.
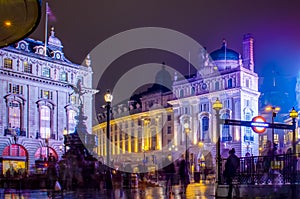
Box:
[8,83,23,95]
[42,67,51,78]
[8,101,21,129]
[71,95,76,104]
[222,113,232,142]
[40,106,51,139]
[68,110,77,134]
[201,116,209,141]
[4,58,12,69]
[23,61,32,73]
[41,90,52,100]
[60,71,68,82]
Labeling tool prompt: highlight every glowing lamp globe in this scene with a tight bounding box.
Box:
[0,0,41,47]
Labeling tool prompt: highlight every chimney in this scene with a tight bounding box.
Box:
[242,34,254,71]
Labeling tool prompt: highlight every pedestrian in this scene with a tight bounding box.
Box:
[262,140,273,184]
[163,157,176,194]
[223,148,239,199]
[178,155,189,194]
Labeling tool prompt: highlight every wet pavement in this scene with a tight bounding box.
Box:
[0,182,217,199]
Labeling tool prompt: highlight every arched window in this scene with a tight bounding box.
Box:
[201,116,209,142]
[40,106,51,138]
[68,110,77,134]
[8,101,21,129]
[222,113,232,142]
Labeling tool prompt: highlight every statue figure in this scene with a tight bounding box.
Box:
[69,79,87,105]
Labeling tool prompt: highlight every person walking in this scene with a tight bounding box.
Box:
[179,155,189,194]
[223,148,239,199]
[163,157,176,195]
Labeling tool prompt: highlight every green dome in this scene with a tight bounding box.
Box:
[210,41,239,61]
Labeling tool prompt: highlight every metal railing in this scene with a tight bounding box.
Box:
[221,153,300,185]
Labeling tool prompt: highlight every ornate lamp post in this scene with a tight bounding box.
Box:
[184,122,190,173]
[213,98,223,185]
[104,89,113,167]
[289,107,298,198]
[290,107,298,155]
[265,106,280,146]
[104,89,113,189]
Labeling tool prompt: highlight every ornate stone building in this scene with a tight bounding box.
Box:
[93,83,174,172]
[0,28,95,175]
[169,34,260,171]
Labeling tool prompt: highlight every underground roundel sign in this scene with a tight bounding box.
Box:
[251,116,268,134]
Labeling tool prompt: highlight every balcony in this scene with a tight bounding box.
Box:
[221,136,232,142]
[244,135,254,142]
[4,128,26,136]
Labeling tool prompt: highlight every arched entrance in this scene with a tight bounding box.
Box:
[34,147,58,174]
[2,144,28,177]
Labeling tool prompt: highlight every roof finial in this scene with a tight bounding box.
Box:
[222,38,227,47]
[85,54,91,67]
[50,26,55,37]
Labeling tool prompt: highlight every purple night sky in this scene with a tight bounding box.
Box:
[30,0,300,111]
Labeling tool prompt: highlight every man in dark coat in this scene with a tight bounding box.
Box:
[223,148,239,199]
[179,155,189,194]
[163,157,176,194]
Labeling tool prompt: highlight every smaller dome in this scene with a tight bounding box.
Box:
[210,40,239,61]
[48,27,63,49]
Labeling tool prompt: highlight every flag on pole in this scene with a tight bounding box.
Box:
[46,3,56,22]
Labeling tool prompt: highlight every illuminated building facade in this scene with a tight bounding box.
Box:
[0,29,94,175]
[169,34,260,171]
[93,86,174,171]
[93,34,260,173]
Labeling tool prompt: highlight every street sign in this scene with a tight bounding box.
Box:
[223,116,294,134]
[251,116,268,134]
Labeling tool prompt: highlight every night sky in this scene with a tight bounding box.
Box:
[30,0,300,114]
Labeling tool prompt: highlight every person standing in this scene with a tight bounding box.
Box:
[223,148,239,199]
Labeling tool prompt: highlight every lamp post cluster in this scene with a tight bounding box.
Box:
[212,98,223,185]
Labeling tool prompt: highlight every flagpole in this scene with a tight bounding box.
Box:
[188,51,190,78]
[44,2,48,56]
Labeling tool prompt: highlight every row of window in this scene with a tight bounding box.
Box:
[7,100,77,139]
[3,58,83,84]
[178,78,236,98]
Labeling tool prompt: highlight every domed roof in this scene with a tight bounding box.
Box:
[48,27,63,49]
[210,40,239,61]
[155,62,172,89]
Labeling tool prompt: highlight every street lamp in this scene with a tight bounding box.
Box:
[289,107,298,198]
[184,122,190,173]
[104,89,113,167]
[0,0,41,47]
[265,106,280,146]
[45,138,49,161]
[289,107,298,155]
[104,89,113,190]
[213,98,223,185]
